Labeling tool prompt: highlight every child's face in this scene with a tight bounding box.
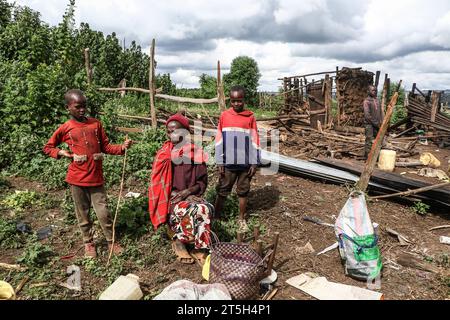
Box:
[230,90,245,113]
[67,95,87,120]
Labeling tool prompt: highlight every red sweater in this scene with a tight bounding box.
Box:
[215,108,260,170]
[43,118,124,187]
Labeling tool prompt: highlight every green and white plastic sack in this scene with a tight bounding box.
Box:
[335,192,382,281]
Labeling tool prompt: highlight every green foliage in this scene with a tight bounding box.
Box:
[224,56,261,106]
[1,190,50,212]
[113,196,150,238]
[80,255,124,285]
[387,82,407,125]
[156,73,176,95]
[0,175,11,189]
[199,73,218,98]
[17,235,54,267]
[412,201,430,216]
[0,218,25,249]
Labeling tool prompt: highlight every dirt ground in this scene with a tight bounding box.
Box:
[1,156,449,300]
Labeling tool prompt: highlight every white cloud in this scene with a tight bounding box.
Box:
[9,0,450,90]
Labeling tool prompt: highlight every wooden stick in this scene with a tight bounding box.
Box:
[99,87,153,94]
[266,232,279,277]
[217,61,226,112]
[0,263,26,271]
[155,94,221,105]
[107,136,128,266]
[265,288,279,300]
[429,225,450,231]
[149,39,157,129]
[278,70,337,80]
[356,80,402,191]
[256,240,263,257]
[15,275,30,294]
[370,182,450,200]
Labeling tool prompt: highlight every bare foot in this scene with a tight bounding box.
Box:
[172,240,194,264]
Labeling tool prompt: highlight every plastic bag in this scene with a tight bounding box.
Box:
[153,280,231,300]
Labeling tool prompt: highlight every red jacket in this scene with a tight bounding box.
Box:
[43,118,124,187]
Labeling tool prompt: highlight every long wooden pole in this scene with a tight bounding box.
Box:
[217,60,226,112]
[370,181,450,200]
[356,80,402,192]
[149,39,157,129]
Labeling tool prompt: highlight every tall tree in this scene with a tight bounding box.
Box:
[224,56,261,106]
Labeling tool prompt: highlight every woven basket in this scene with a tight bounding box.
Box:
[209,242,266,300]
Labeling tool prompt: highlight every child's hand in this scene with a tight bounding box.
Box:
[218,165,225,176]
[122,139,133,150]
[58,150,73,159]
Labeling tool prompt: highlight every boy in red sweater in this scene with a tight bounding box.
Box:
[43,89,132,258]
[214,86,260,232]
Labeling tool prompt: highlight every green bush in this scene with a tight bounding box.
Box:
[0,218,25,249]
[113,196,150,238]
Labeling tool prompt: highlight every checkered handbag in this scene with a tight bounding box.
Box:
[209,240,267,300]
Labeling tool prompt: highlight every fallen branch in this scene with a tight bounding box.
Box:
[15,275,30,294]
[0,263,27,271]
[370,182,450,200]
[429,225,450,231]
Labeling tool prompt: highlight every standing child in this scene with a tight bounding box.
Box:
[43,89,132,258]
[214,86,260,232]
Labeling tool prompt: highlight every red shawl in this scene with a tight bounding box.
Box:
[148,141,208,229]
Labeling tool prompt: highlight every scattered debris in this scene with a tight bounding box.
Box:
[125,192,141,198]
[99,274,143,300]
[298,242,315,255]
[420,153,441,168]
[263,288,279,300]
[286,273,383,300]
[14,275,30,295]
[316,242,339,256]
[59,265,81,291]
[36,226,53,240]
[302,215,334,228]
[29,282,49,289]
[386,228,413,246]
[439,236,450,245]
[16,222,32,234]
[418,168,449,181]
[396,253,440,274]
[0,263,27,272]
[429,225,450,231]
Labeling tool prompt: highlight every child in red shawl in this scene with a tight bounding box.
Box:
[148,113,212,264]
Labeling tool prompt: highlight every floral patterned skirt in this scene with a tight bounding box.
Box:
[168,199,214,249]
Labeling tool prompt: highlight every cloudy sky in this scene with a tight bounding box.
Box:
[11,0,450,91]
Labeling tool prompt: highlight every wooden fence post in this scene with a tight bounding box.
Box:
[217,60,226,112]
[149,39,157,129]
